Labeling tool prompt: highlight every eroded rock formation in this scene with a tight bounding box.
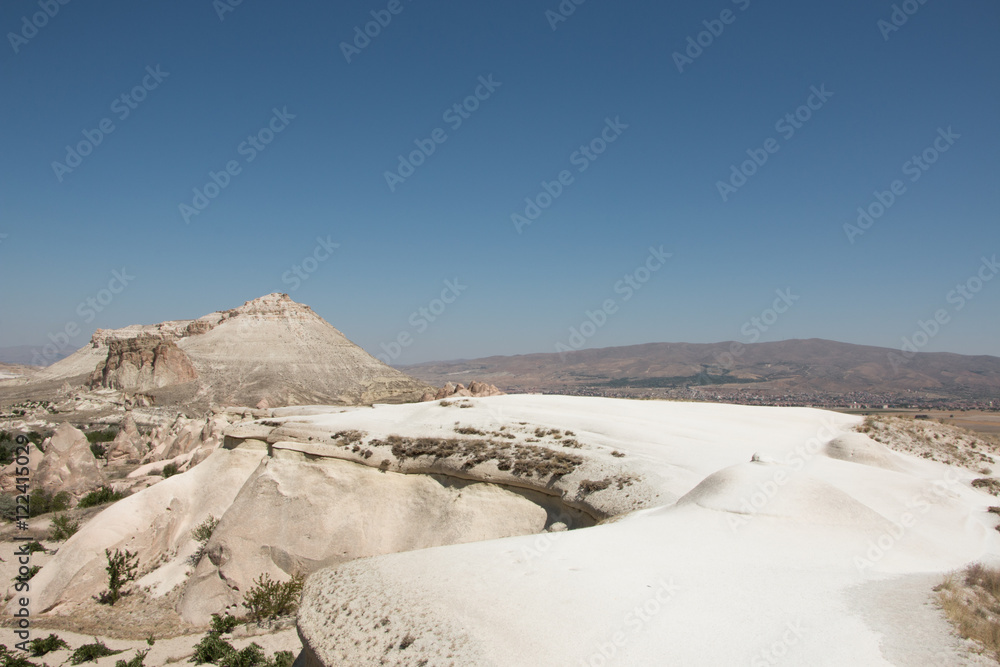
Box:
[89,336,198,392]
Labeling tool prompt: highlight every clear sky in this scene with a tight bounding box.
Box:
[1,0,997,365]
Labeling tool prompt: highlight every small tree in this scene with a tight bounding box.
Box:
[99,548,139,605]
[51,513,80,541]
[242,573,305,623]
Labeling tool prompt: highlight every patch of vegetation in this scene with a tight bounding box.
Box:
[77,486,127,509]
[454,426,485,436]
[936,563,1000,661]
[369,435,583,479]
[115,649,149,667]
[86,427,119,444]
[28,489,72,517]
[193,515,220,543]
[189,635,292,667]
[0,644,44,667]
[242,573,305,623]
[12,565,41,585]
[51,513,81,541]
[972,478,1000,496]
[23,540,45,554]
[561,439,582,448]
[0,494,18,522]
[578,479,611,495]
[190,515,219,566]
[161,463,179,478]
[69,641,123,665]
[191,633,234,664]
[610,450,625,458]
[29,633,69,657]
[211,612,239,635]
[331,430,365,445]
[858,415,1000,471]
[89,442,108,459]
[98,548,138,605]
[399,634,416,650]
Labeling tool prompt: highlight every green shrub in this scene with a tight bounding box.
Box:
[23,540,45,554]
[190,515,219,566]
[242,573,305,622]
[89,442,108,459]
[218,643,268,667]
[0,494,17,521]
[0,644,43,667]
[69,641,123,664]
[211,612,239,635]
[29,633,69,656]
[51,513,81,541]
[115,649,149,667]
[28,489,72,516]
[78,486,126,509]
[98,548,138,605]
[86,427,119,444]
[193,516,219,543]
[161,463,179,478]
[190,633,235,664]
[16,565,41,582]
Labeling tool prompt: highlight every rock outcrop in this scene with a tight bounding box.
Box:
[106,413,146,462]
[89,336,198,392]
[34,423,106,499]
[421,381,505,402]
[32,293,432,409]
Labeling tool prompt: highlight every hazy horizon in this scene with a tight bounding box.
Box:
[1,1,997,364]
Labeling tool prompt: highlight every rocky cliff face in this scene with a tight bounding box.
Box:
[89,336,199,392]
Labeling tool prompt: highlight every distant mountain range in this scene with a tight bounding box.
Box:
[402,339,1000,404]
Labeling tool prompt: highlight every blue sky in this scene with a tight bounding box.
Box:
[1,0,997,365]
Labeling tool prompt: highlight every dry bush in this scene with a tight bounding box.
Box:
[857,416,1000,471]
[578,479,611,495]
[937,563,1000,661]
[369,435,583,479]
[972,479,1000,496]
